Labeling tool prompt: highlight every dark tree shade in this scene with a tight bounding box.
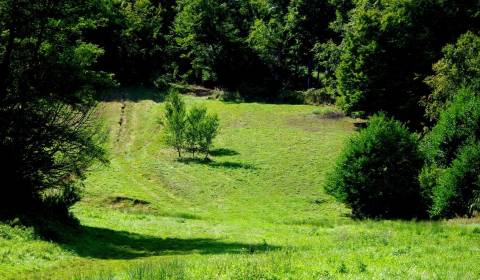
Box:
[335,0,480,128]
[0,0,111,218]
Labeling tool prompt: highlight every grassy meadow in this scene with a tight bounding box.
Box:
[1,89,480,279]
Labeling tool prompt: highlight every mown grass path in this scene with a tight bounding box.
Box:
[1,90,480,279]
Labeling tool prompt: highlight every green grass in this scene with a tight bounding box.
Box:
[1,88,480,279]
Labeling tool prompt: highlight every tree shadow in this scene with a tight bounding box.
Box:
[57,225,278,259]
[209,148,240,157]
[178,158,256,170]
[209,161,256,170]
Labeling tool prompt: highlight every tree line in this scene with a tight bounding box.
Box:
[86,0,479,128]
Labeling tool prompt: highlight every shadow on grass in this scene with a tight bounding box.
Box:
[209,148,240,157]
[178,158,256,170]
[58,225,278,259]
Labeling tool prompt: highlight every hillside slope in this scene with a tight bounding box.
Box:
[1,89,480,279]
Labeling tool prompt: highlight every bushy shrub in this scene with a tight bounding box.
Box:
[420,89,480,218]
[154,75,174,91]
[422,89,480,166]
[429,143,480,217]
[326,114,426,219]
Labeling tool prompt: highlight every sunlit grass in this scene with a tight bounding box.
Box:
[1,88,479,279]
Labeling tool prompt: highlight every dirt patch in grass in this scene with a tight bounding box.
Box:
[105,196,152,212]
[319,111,345,119]
[286,113,351,132]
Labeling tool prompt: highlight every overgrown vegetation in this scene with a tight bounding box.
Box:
[333,0,480,127]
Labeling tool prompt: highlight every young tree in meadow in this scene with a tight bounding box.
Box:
[185,105,207,157]
[163,91,187,157]
[199,113,220,160]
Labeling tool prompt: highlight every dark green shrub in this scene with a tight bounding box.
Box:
[430,142,480,217]
[326,114,426,219]
[422,88,480,167]
[154,75,174,91]
[420,89,480,218]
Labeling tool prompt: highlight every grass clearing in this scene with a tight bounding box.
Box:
[1,89,479,279]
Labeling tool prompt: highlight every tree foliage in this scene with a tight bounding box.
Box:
[1,0,480,222]
[334,0,480,127]
[198,113,219,160]
[185,105,207,157]
[420,89,480,218]
[424,32,480,121]
[326,114,426,219]
[0,0,112,218]
[86,0,176,85]
[163,90,187,157]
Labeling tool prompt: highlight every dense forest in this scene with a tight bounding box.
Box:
[1,0,480,221]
